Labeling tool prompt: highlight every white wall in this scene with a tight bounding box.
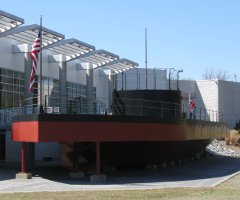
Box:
[218,80,240,128]
[41,50,59,80]
[94,69,109,107]
[195,80,219,121]
[66,60,86,84]
[0,38,24,72]
[116,68,167,90]
[122,68,138,90]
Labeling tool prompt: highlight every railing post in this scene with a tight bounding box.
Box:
[199,108,201,120]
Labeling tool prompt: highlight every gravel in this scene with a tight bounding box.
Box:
[206,139,240,157]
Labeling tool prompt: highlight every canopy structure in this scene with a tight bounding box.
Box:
[0,10,24,33]
[0,24,64,46]
[100,58,138,73]
[68,49,138,72]
[68,49,119,67]
[43,38,95,60]
[46,40,138,72]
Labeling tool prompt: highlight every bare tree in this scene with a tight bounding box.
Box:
[202,68,231,80]
[233,74,239,82]
[202,68,215,79]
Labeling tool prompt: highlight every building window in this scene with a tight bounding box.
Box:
[0,68,24,109]
[66,82,97,114]
[35,76,60,108]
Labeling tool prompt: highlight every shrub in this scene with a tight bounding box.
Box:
[234,120,240,133]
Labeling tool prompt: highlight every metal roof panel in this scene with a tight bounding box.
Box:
[0,24,64,46]
[0,10,24,33]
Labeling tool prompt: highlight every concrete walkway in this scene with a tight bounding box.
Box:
[0,156,239,193]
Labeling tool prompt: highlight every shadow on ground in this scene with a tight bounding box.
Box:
[0,155,238,186]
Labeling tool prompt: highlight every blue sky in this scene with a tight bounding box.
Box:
[2,0,240,80]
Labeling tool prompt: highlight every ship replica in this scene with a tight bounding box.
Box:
[12,89,228,174]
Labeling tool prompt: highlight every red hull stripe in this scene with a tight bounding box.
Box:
[12,121,185,142]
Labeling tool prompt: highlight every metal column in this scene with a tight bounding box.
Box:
[23,44,33,108]
[86,63,94,114]
[59,55,67,113]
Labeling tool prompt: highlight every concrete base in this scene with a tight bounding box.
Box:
[90,174,107,182]
[16,172,32,179]
[69,171,85,178]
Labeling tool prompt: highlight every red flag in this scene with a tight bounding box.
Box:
[29,31,41,93]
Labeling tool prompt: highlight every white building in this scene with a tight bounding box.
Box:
[0,10,239,164]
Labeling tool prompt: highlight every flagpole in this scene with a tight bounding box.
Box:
[145,28,148,90]
[39,15,43,113]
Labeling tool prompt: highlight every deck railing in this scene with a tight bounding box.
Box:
[111,97,223,122]
[0,98,223,129]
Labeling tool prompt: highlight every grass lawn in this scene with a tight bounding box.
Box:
[0,188,239,200]
[0,187,240,200]
[0,172,240,200]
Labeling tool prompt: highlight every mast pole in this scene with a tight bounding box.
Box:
[145,28,148,89]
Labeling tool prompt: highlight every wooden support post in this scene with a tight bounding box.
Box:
[96,141,101,175]
[21,142,26,174]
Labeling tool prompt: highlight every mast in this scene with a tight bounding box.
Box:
[145,28,148,89]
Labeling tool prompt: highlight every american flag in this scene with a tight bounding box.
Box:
[29,31,41,93]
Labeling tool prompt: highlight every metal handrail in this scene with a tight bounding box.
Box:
[0,96,224,129]
[111,97,223,122]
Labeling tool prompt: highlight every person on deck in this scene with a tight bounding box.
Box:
[189,99,196,119]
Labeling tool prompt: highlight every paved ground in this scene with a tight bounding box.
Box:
[0,156,240,193]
